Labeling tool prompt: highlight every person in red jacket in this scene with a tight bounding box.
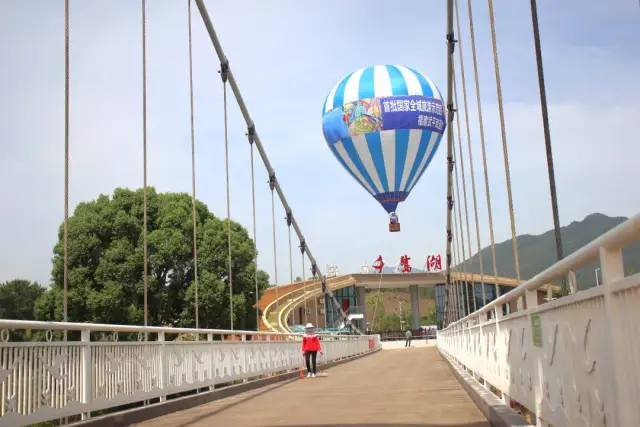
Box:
[302,323,321,377]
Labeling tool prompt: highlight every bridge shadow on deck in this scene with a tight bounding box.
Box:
[139,345,488,427]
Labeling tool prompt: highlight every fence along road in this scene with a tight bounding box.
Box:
[438,214,640,427]
[0,320,380,426]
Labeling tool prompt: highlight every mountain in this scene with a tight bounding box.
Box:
[460,213,639,289]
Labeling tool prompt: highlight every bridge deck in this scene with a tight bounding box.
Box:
[139,343,488,426]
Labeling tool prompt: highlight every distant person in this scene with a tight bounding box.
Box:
[405,329,412,347]
[302,323,322,377]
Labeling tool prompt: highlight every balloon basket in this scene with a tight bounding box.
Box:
[389,222,400,232]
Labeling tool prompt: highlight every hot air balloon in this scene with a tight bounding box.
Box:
[322,65,446,232]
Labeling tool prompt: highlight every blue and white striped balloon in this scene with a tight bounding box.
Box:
[322,65,446,214]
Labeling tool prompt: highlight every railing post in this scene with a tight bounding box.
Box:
[494,305,504,320]
[567,270,577,294]
[81,329,92,420]
[525,288,538,310]
[599,246,624,426]
[158,331,166,402]
[207,333,214,390]
[242,334,248,382]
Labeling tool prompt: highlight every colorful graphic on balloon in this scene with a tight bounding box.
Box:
[322,65,446,231]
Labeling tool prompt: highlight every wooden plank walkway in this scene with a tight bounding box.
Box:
[138,344,488,426]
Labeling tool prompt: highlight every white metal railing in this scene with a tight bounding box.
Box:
[0,320,380,426]
[438,214,640,426]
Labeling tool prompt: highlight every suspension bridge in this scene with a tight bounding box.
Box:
[1,0,639,426]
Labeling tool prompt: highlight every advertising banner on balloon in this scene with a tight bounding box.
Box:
[379,95,445,134]
[322,95,445,144]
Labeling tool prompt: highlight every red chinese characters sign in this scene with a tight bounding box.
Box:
[425,254,442,272]
[372,255,384,273]
[399,255,412,273]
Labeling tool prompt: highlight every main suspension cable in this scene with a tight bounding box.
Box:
[467,0,497,303]
[487,0,521,281]
[194,0,360,333]
[455,0,481,312]
[187,0,200,329]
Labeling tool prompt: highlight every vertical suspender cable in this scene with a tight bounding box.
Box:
[269,177,279,312]
[311,259,318,327]
[248,131,259,330]
[221,75,234,330]
[452,124,465,317]
[452,204,462,319]
[487,0,521,282]
[530,0,563,265]
[454,190,466,319]
[467,0,497,304]
[454,87,472,315]
[141,0,149,329]
[453,133,470,317]
[451,205,460,320]
[444,0,455,326]
[300,242,307,323]
[63,0,70,330]
[285,213,293,324]
[370,271,384,331]
[455,0,480,312]
[452,61,473,316]
[286,214,293,285]
[187,0,200,329]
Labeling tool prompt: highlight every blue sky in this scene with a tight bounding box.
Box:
[1,0,639,285]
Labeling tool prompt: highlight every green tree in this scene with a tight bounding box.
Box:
[0,279,45,320]
[366,292,387,332]
[379,313,401,332]
[420,308,437,326]
[35,188,269,330]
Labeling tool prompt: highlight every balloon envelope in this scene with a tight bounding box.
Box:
[322,65,446,213]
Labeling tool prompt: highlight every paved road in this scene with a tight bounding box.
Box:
[138,345,488,426]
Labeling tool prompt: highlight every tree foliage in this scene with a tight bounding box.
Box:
[35,188,269,329]
[0,279,45,320]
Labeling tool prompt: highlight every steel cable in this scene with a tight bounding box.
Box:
[187,0,200,329]
[487,0,521,282]
[63,0,70,332]
[249,141,259,330]
[467,0,497,304]
[455,0,481,312]
[222,81,233,329]
[141,0,149,329]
